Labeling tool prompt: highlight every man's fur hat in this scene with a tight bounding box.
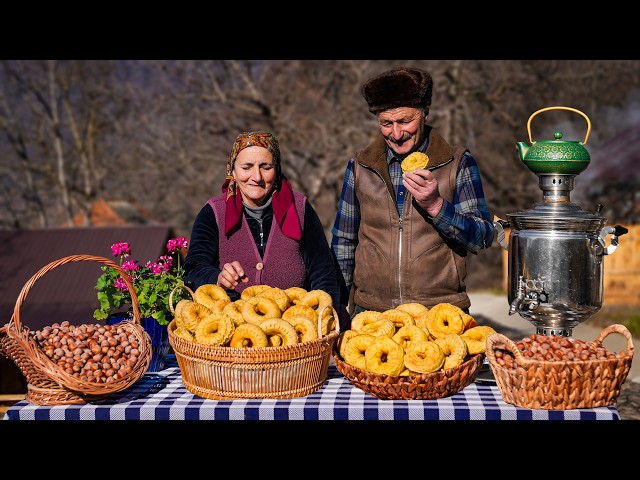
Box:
[361,67,433,114]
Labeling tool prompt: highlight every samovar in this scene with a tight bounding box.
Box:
[494,106,628,337]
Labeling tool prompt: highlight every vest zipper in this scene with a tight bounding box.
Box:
[258,219,264,252]
[397,215,403,306]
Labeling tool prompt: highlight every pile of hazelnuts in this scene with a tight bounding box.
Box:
[29,320,143,384]
[493,333,624,370]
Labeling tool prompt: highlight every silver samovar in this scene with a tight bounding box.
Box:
[494,106,628,337]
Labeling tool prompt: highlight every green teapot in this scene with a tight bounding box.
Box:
[516,106,592,175]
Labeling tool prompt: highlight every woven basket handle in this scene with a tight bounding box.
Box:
[10,254,141,332]
[318,306,341,338]
[168,284,195,315]
[485,332,527,365]
[597,323,635,356]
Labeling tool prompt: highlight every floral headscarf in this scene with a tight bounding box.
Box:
[221,131,302,241]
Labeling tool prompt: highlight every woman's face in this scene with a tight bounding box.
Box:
[233,145,276,207]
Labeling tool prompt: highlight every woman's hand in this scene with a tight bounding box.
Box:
[217,261,249,289]
[402,169,444,217]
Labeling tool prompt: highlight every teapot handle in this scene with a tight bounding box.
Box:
[527,106,592,145]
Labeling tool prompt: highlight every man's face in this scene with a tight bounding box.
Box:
[377,107,426,156]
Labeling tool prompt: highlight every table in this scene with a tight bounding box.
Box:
[3,355,620,420]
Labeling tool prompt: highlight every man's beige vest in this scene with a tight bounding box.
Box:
[352,127,471,311]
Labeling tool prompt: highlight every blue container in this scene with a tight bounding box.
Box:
[108,314,171,372]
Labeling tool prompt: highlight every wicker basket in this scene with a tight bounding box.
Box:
[333,348,485,400]
[168,306,340,400]
[0,254,152,405]
[486,324,635,410]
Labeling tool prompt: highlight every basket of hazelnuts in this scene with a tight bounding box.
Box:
[0,255,152,405]
[486,324,634,410]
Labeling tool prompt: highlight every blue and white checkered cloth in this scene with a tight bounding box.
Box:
[3,355,620,420]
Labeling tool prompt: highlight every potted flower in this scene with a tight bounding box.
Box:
[93,236,189,372]
[93,236,189,326]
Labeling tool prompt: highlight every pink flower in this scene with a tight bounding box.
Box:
[167,236,188,254]
[114,277,129,292]
[111,241,131,257]
[122,260,140,272]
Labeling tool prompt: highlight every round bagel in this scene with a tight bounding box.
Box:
[434,334,468,370]
[400,151,430,172]
[194,284,231,311]
[298,289,333,313]
[359,319,396,338]
[179,302,212,333]
[404,340,445,374]
[174,298,193,321]
[283,314,318,343]
[284,286,308,305]
[281,304,318,324]
[343,334,375,370]
[462,313,477,332]
[392,325,429,350]
[337,329,358,360]
[364,336,405,376]
[379,308,415,329]
[350,310,381,331]
[222,300,246,326]
[259,318,299,346]
[242,296,281,325]
[257,287,291,312]
[229,323,269,348]
[460,325,496,354]
[396,302,429,327]
[173,326,195,342]
[240,284,271,301]
[194,314,235,346]
[425,303,465,339]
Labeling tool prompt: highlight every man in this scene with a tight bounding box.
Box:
[331,67,494,318]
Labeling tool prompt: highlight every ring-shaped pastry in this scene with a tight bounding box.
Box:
[434,334,468,370]
[379,308,415,329]
[173,326,195,342]
[425,303,465,339]
[284,286,308,305]
[337,329,358,360]
[179,302,212,333]
[194,284,231,311]
[400,151,430,172]
[194,313,235,346]
[343,334,375,370]
[222,300,246,326]
[242,296,281,325]
[460,325,496,354]
[283,314,318,343]
[404,340,445,374]
[281,304,318,325]
[364,336,405,376]
[359,319,396,338]
[396,302,430,327]
[229,323,269,348]
[240,284,271,301]
[392,325,429,350]
[257,287,291,312]
[174,299,193,322]
[259,318,299,346]
[350,310,381,331]
[462,313,477,332]
[319,307,337,335]
[298,289,333,313]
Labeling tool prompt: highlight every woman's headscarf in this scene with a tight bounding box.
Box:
[221,131,302,241]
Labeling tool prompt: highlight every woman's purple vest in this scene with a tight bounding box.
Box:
[208,192,307,294]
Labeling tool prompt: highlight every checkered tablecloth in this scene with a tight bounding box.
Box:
[3,355,620,420]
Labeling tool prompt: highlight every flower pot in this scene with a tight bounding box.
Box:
[108,314,171,373]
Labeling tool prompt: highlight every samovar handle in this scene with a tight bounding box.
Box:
[493,219,510,250]
[599,225,629,255]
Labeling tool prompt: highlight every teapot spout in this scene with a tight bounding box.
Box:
[515,142,529,161]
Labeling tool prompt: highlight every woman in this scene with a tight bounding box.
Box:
[183,131,343,321]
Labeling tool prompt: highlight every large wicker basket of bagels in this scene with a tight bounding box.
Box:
[333,302,493,400]
[0,255,152,406]
[167,284,339,400]
[486,324,634,410]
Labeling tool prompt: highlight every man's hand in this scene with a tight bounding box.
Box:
[402,169,443,216]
